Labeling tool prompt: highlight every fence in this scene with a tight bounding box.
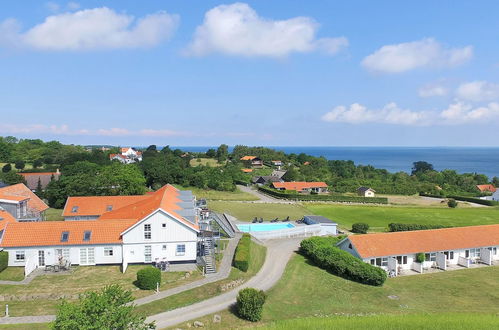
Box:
[458,256,470,268]
[24,257,37,277]
[250,224,323,240]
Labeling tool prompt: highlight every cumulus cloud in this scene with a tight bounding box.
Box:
[0,7,179,51]
[455,81,499,102]
[418,84,448,98]
[321,101,499,126]
[186,2,348,57]
[362,38,473,73]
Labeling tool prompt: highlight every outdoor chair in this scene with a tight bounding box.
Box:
[259,218,263,223]
[44,265,53,272]
[53,265,60,272]
[252,217,258,223]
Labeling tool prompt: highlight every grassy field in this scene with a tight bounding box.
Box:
[189,158,224,167]
[173,254,499,329]
[44,208,64,221]
[306,204,499,231]
[208,201,309,221]
[0,265,203,317]
[173,185,258,201]
[0,267,24,281]
[135,238,266,317]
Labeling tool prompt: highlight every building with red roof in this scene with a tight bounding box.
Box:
[272,181,329,194]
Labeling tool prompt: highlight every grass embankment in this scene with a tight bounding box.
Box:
[0,267,24,281]
[44,208,64,221]
[135,238,266,317]
[173,185,258,201]
[209,201,309,221]
[306,204,499,231]
[174,254,499,329]
[0,265,203,317]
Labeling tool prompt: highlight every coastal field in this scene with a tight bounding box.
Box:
[208,201,309,221]
[173,186,258,201]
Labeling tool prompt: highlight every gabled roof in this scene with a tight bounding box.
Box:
[110,153,127,160]
[0,184,49,213]
[19,172,60,190]
[272,181,328,191]
[344,224,499,258]
[241,168,253,173]
[357,186,375,193]
[0,209,16,233]
[476,184,497,193]
[240,156,259,161]
[62,195,150,217]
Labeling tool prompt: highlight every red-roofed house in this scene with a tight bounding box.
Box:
[476,184,497,193]
[272,181,329,194]
[240,156,263,168]
[0,183,49,221]
[110,147,143,164]
[19,170,61,191]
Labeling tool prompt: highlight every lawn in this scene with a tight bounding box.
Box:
[135,238,266,317]
[0,324,49,330]
[0,265,203,317]
[306,204,499,231]
[173,254,499,329]
[44,208,64,221]
[173,185,258,201]
[0,267,24,281]
[189,158,224,167]
[208,201,309,221]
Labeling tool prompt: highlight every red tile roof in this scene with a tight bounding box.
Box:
[240,156,257,160]
[241,169,253,173]
[0,210,16,232]
[272,181,328,191]
[476,184,497,193]
[62,195,149,217]
[0,184,49,213]
[346,224,499,258]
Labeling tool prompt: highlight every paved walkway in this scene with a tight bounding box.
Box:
[237,185,286,203]
[146,238,302,329]
[0,268,49,286]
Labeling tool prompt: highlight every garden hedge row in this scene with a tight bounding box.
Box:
[136,267,161,290]
[388,223,449,232]
[258,186,388,204]
[236,288,266,322]
[300,236,387,286]
[419,193,499,206]
[233,234,251,272]
[0,251,8,273]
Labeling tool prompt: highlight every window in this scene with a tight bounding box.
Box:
[106,205,113,212]
[83,231,91,241]
[71,206,78,213]
[465,250,470,258]
[162,223,166,228]
[370,259,375,265]
[15,251,25,261]
[375,258,382,266]
[348,243,352,249]
[61,231,69,242]
[144,245,152,262]
[56,248,70,260]
[381,257,388,267]
[104,247,113,256]
[176,244,186,256]
[444,251,454,260]
[396,256,408,264]
[425,253,436,262]
[162,245,167,250]
[144,224,151,240]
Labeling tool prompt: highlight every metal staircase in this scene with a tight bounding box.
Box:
[202,236,216,274]
[210,212,236,238]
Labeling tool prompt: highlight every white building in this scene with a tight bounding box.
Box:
[338,224,499,276]
[302,215,337,235]
[0,185,200,272]
[357,187,376,197]
[109,147,143,164]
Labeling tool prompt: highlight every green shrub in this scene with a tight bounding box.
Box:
[236,288,266,322]
[136,267,161,290]
[447,198,458,208]
[300,236,386,286]
[416,253,425,263]
[0,251,8,273]
[388,223,449,232]
[233,234,251,272]
[351,223,369,234]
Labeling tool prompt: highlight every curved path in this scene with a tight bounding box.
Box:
[146,238,302,329]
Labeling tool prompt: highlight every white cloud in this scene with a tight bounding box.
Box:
[440,102,499,123]
[45,2,60,13]
[418,84,448,98]
[0,7,179,51]
[362,38,473,73]
[186,2,348,57]
[455,81,499,102]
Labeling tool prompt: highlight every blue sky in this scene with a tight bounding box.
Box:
[0,0,499,146]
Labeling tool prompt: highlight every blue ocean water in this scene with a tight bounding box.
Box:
[170,146,499,179]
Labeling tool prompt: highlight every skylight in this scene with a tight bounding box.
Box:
[71,206,78,213]
[61,231,69,242]
[83,230,91,241]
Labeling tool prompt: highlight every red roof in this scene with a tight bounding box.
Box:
[240,156,258,161]
[476,184,497,193]
[0,184,49,213]
[241,169,253,173]
[63,195,150,217]
[272,181,328,191]
[346,224,499,258]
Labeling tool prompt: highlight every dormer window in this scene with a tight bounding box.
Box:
[106,205,113,212]
[71,206,78,213]
[61,231,69,242]
[83,231,91,241]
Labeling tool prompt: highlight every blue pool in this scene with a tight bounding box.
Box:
[237,223,295,232]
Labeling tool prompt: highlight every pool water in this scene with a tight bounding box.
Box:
[237,223,295,232]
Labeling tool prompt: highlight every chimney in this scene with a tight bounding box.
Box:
[56,168,60,174]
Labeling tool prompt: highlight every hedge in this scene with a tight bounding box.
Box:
[351,223,369,234]
[419,193,499,206]
[258,186,388,204]
[300,236,387,286]
[0,251,8,273]
[388,223,449,232]
[136,267,161,290]
[236,288,266,322]
[233,233,251,272]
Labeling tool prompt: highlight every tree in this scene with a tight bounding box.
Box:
[35,177,44,198]
[216,144,229,162]
[14,160,25,170]
[2,163,11,173]
[493,177,499,188]
[0,171,26,185]
[33,159,43,168]
[447,198,458,208]
[351,223,369,234]
[411,161,434,175]
[236,288,266,322]
[52,284,155,330]
[205,148,216,158]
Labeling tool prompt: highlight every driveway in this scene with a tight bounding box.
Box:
[237,185,292,203]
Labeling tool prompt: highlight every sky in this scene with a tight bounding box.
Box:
[0,0,499,146]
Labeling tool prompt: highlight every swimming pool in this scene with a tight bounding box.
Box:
[237,223,295,232]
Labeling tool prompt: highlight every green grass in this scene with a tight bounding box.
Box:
[0,265,203,317]
[44,208,64,221]
[0,267,24,281]
[173,186,258,201]
[135,238,266,317]
[189,158,224,167]
[306,204,499,231]
[208,201,309,221]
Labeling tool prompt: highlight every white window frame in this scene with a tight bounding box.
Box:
[144,245,152,263]
[144,224,152,240]
[15,251,25,262]
[104,247,114,256]
[176,244,186,256]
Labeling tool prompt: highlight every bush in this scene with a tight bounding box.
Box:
[236,288,266,322]
[447,198,458,208]
[388,223,448,232]
[1,164,11,173]
[416,253,425,263]
[233,234,251,272]
[300,236,387,286]
[136,267,161,290]
[0,251,8,273]
[351,223,369,234]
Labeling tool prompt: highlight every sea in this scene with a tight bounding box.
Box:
[169,146,499,179]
